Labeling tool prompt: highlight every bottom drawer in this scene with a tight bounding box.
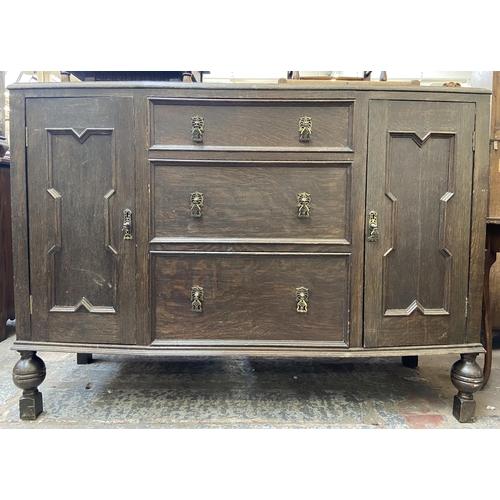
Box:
[152,252,350,346]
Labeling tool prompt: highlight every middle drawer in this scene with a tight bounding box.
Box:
[151,161,352,244]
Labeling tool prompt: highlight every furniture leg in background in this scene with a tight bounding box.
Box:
[482,221,500,386]
[0,158,14,342]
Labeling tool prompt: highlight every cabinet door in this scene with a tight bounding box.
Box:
[26,97,136,344]
[364,99,475,347]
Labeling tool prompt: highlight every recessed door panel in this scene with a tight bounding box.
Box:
[364,100,475,347]
[26,97,136,344]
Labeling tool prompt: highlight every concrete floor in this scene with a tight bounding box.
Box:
[1,320,500,429]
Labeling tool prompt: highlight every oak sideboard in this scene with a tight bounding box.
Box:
[8,82,490,422]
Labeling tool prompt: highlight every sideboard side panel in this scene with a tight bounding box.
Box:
[8,91,31,340]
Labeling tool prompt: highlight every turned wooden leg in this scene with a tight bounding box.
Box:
[402,355,418,368]
[12,351,46,420]
[450,353,483,423]
[481,233,496,387]
[77,353,93,364]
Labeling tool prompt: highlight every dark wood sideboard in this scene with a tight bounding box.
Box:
[8,82,490,422]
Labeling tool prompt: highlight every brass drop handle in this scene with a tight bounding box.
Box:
[190,192,204,218]
[367,210,379,242]
[297,192,311,218]
[191,115,205,142]
[296,286,309,313]
[122,209,133,240]
[299,116,312,142]
[191,286,204,312]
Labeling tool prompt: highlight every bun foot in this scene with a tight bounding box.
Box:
[12,351,46,420]
[450,353,483,423]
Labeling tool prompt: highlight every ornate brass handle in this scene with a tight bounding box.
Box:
[122,209,133,240]
[191,286,204,312]
[367,210,379,242]
[299,116,312,142]
[297,193,311,218]
[296,286,309,313]
[191,115,205,143]
[190,192,204,218]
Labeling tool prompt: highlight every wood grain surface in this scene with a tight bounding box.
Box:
[152,162,352,242]
[149,98,354,151]
[364,100,475,347]
[25,97,137,344]
[153,252,350,344]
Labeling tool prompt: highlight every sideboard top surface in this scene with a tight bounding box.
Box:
[7,82,492,95]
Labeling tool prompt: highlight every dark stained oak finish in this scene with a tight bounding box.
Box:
[153,252,350,345]
[25,97,136,344]
[7,82,490,422]
[149,98,354,152]
[151,161,353,243]
[365,100,475,348]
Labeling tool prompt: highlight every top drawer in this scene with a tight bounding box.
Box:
[148,98,354,152]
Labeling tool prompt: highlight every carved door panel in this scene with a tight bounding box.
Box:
[26,97,136,344]
[364,99,475,347]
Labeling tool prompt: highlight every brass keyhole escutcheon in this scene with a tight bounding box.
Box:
[191,286,204,312]
[299,116,312,142]
[122,209,133,240]
[190,192,204,218]
[296,286,309,313]
[191,115,205,143]
[367,210,379,242]
[297,192,311,218]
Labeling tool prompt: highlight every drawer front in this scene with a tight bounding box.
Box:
[149,98,354,152]
[151,162,352,244]
[152,253,350,346]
